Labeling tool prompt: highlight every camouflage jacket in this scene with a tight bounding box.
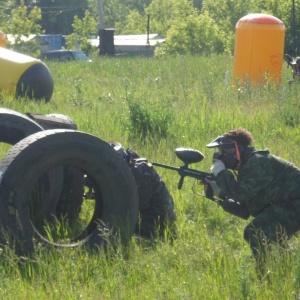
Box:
[129,158,175,223]
[215,147,300,217]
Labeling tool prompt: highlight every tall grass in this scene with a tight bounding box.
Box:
[1,54,300,299]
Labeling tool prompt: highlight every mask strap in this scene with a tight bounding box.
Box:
[234,142,241,161]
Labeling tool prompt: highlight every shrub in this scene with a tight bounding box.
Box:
[126,93,173,140]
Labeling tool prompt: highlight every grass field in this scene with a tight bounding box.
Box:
[1,54,300,299]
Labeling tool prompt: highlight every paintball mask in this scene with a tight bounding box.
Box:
[206,136,242,169]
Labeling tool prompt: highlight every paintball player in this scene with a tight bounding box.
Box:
[204,127,300,270]
[109,142,176,240]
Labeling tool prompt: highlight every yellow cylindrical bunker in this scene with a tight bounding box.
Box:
[0,30,6,48]
[233,13,285,85]
[0,47,53,102]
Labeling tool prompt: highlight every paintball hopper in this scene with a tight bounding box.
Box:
[175,148,205,165]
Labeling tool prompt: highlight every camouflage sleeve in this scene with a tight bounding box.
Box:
[219,199,250,220]
[215,153,273,206]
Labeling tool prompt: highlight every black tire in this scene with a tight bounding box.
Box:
[26,113,77,130]
[0,108,44,144]
[0,129,139,253]
[27,112,82,221]
[0,108,63,214]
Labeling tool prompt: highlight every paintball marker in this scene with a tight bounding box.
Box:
[153,147,250,220]
[152,147,214,191]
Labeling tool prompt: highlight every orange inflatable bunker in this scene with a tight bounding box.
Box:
[233,13,285,86]
[0,30,6,48]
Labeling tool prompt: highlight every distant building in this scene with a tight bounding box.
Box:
[6,34,67,53]
[6,34,51,52]
[6,33,165,56]
[89,34,165,56]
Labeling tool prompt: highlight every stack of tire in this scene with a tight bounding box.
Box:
[0,108,138,254]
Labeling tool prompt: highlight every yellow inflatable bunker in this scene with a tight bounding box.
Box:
[0,47,53,102]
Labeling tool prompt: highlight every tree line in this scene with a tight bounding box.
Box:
[0,0,299,56]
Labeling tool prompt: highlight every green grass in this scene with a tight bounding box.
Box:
[1,54,300,299]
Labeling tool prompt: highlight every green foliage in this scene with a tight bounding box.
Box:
[115,11,147,35]
[0,0,17,30]
[83,0,152,33]
[145,0,198,36]
[98,0,130,30]
[5,0,43,56]
[38,0,88,35]
[66,10,97,54]
[201,0,251,53]
[126,93,173,140]
[161,12,224,55]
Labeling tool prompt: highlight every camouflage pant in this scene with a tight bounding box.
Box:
[244,199,300,265]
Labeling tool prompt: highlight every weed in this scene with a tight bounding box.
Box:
[126,93,173,141]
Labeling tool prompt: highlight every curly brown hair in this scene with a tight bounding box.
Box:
[223,128,254,147]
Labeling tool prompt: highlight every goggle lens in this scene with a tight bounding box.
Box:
[214,148,222,155]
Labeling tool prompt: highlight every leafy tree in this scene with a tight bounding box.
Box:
[6,0,43,56]
[145,0,198,36]
[90,0,198,36]
[66,10,97,54]
[193,0,202,10]
[201,0,250,53]
[0,0,18,32]
[85,0,151,32]
[160,12,224,55]
[36,0,88,34]
[99,0,130,31]
[115,11,147,35]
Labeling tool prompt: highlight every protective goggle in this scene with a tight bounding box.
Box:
[213,142,241,160]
